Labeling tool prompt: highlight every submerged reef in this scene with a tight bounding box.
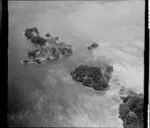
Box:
[119,93,144,128]
[22,27,73,64]
[87,42,99,50]
[71,64,113,91]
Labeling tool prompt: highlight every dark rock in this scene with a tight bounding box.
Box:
[120,96,129,103]
[55,37,59,40]
[33,59,42,64]
[20,59,32,64]
[45,33,51,37]
[71,64,113,91]
[24,27,39,39]
[88,42,99,50]
[119,93,144,128]
[24,27,46,47]
[119,104,130,119]
[50,48,59,59]
[31,36,46,47]
[33,58,48,65]
[26,48,41,60]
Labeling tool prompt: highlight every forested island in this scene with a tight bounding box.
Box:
[71,64,113,91]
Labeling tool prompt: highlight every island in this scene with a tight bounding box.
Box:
[71,64,113,91]
[119,93,144,128]
[21,27,73,64]
[87,42,99,50]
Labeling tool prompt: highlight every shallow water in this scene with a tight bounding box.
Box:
[8,1,144,127]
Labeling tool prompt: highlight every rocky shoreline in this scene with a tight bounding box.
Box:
[21,27,73,65]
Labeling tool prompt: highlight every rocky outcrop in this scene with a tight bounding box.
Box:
[88,42,99,50]
[119,93,144,128]
[24,27,46,47]
[71,64,113,91]
[21,27,73,64]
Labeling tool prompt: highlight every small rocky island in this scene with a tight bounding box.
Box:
[87,42,99,50]
[21,27,73,64]
[119,93,144,128]
[71,64,113,91]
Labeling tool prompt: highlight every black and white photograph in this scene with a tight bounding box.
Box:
[8,0,145,127]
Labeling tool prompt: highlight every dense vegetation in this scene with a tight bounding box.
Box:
[119,93,144,128]
[71,64,113,91]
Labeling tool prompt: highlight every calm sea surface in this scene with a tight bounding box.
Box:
[8,1,144,127]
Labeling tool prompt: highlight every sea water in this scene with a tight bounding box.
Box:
[8,1,144,127]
